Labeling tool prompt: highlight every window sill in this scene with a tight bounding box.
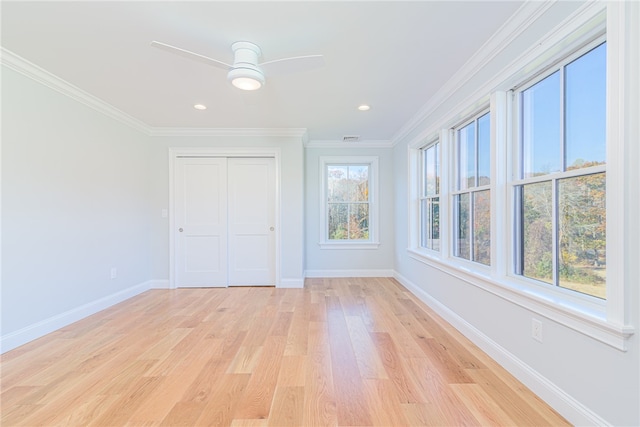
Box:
[319,241,380,250]
[407,248,634,351]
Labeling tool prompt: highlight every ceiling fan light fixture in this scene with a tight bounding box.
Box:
[228,67,265,91]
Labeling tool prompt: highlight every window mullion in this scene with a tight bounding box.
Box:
[560,65,567,172]
[552,178,559,287]
[469,190,475,262]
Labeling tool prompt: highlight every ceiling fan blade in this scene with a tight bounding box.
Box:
[259,55,324,76]
[150,41,231,71]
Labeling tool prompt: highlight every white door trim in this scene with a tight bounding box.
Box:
[168,147,282,289]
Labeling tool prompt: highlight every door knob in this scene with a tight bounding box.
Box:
[179,228,184,232]
[270,227,275,231]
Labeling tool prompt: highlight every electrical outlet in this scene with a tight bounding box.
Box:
[110,267,117,279]
[532,318,543,342]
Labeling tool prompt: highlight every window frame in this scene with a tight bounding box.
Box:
[319,156,380,250]
[419,138,441,252]
[509,37,608,299]
[452,110,492,266]
[406,4,634,351]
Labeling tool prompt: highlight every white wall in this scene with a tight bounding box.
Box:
[148,134,305,287]
[1,66,152,350]
[392,2,639,426]
[304,146,395,276]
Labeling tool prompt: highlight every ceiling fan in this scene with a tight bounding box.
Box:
[150,40,324,91]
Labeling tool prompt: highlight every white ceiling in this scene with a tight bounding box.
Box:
[1,1,524,143]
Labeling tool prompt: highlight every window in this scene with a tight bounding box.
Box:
[513,41,606,299]
[420,141,440,251]
[319,157,379,249]
[453,112,491,265]
[407,5,633,349]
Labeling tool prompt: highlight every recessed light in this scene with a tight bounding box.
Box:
[193,104,207,110]
[358,104,371,111]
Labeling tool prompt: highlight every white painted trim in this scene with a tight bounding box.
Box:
[150,127,308,138]
[396,2,606,149]
[406,248,632,351]
[168,147,282,290]
[0,281,151,354]
[0,49,309,142]
[318,242,381,250]
[277,278,305,289]
[403,1,634,350]
[394,271,612,427]
[305,269,394,278]
[392,1,556,146]
[0,47,150,135]
[318,156,380,248]
[149,279,170,289]
[305,140,393,149]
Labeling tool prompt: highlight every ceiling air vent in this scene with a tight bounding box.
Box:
[342,135,361,143]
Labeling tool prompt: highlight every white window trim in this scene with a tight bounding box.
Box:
[418,137,441,252]
[406,2,635,351]
[319,156,380,250]
[451,109,491,265]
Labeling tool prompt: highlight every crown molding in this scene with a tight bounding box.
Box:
[391,0,557,146]
[1,48,309,141]
[305,139,392,149]
[1,47,151,135]
[149,127,308,139]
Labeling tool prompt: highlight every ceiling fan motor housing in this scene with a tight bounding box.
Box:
[227,41,265,89]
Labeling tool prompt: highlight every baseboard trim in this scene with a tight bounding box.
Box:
[393,271,610,427]
[1,281,151,354]
[304,269,394,278]
[278,278,305,288]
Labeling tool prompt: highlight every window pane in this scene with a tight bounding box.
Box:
[327,166,348,202]
[349,165,369,202]
[458,122,476,190]
[435,143,440,194]
[430,197,440,251]
[521,182,553,284]
[558,173,606,298]
[565,43,607,170]
[349,203,369,240]
[473,190,491,265]
[420,199,428,248]
[328,203,348,239]
[478,113,491,186]
[421,197,440,251]
[522,71,561,178]
[425,145,438,197]
[455,194,470,259]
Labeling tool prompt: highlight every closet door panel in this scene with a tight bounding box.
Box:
[175,157,228,287]
[227,158,276,285]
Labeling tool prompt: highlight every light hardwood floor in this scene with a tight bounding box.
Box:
[1,278,569,426]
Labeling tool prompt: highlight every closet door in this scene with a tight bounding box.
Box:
[227,157,276,285]
[175,157,228,287]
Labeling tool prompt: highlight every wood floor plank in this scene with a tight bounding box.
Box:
[370,332,424,404]
[233,335,286,420]
[284,295,310,356]
[363,379,412,426]
[345,315,388,379]
[0,278,570,427]
[277,355,307,387]
[449,383,518,426]
[195,373,251,426]
[89,375,164,427]
[326,295,372,426]
[467,368,571,426]
[303,321,337,427]
[267,386,305,427]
